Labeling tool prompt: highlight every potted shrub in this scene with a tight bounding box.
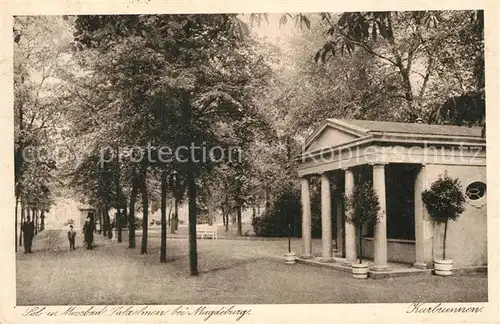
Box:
[344,182,381,279]
[421,172,466,276]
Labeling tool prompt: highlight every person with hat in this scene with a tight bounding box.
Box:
[83,216,94,249]
[68,224,77,250]
[21,216,35,253]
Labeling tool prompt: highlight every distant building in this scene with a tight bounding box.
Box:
[44,197,82,230]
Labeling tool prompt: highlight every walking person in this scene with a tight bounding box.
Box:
[68,224,76,250]
[83,216,94,249]
[21,216,35,253]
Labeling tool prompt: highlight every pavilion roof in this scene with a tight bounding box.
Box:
[331,119,483,138]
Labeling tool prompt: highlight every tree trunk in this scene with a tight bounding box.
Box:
[187,167,198,276]
[222,208,226,226]
[116,208,122,243]
[237,205,242,236]
[160,170,167,262]
[129,178,138,249]
[224,213,229,232]
[33,209,38,235]
[172,194,179,233]
[15,197,19,252]
[40,210,45,232]
[101,209,107,236]
[170,198,176,234]
[443,220,448,260]
[16,102,25,249]
[265,189,270,211]
[174,198,179,231]
[106,207,112,239]
[400,68,416,121]
[382,13,416,122]
[98,208,103,234]
[19,207,25,246]
[122,203,128,228]
[207,195,214,226]
[167,203,173,230]
[168,203,172,228]
[140,169,149,255]
[358,225,363,264]
[252,206,256,222]
[115,146,122,242]
[182,89,198,276]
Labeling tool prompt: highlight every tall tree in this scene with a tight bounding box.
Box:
[71,14,272,275]
[13,16,69,250]
[251,11,485,128]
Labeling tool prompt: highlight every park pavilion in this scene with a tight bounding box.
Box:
[296,119,486,273]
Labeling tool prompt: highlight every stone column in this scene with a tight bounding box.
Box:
[319,172,333,262]
[372,163,390,272]
[413,164,433,269]
[344,168,357,264]
[301,177,312,259]
[335,197,343,257]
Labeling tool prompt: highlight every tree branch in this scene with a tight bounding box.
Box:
[337,28,399,66]
[418,55,434,99]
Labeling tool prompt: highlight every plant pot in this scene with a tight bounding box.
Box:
[352,263,369,279]
[434,259,453,276]
[284,252,296,265]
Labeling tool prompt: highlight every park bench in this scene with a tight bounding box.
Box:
[196,226,217,239]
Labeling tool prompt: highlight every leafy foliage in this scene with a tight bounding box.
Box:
[421,173,466,224]
[64,14,275,272]
[421,172,466,260]
[251,186,322,238]
[252,11,484,129]
[13,16,72,225]
[344,181,381,263]
[252,187,301,237]
[344,182,381,229]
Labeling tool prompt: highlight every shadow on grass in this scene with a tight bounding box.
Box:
[198,257,265,275]
[25,243,110,255]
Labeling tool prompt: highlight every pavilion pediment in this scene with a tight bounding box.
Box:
[304,120,366,152]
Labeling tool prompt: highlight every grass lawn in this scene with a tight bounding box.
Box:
[16,231,487,305]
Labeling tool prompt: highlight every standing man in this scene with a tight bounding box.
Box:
[21,216,35,253]
[83,216,94,249]
[68,224,76,250]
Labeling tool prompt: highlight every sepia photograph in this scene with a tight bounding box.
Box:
[3,4,496,322]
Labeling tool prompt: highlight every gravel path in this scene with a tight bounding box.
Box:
[16,234,487,305]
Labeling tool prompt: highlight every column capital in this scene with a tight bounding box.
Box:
[369,162,388,167]
[301,173,317,180]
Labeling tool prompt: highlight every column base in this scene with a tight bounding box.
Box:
[343,259,356,267]
[370,264,392,273]
[317,257,335,263]
[300,254,313,259]
[413,262,428,270]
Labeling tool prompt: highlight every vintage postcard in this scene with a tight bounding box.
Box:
[1,0,498,323]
